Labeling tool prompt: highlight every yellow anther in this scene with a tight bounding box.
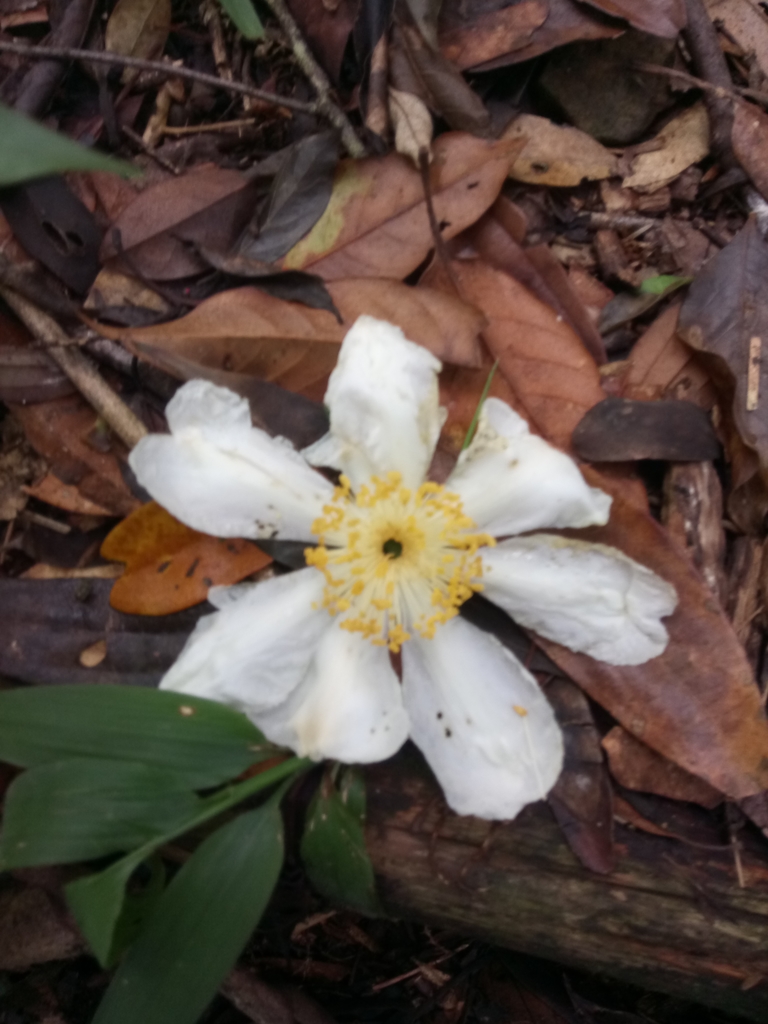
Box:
[308,470,492,649]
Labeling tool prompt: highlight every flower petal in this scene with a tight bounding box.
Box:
[159,568,329,717]
[129,380,334,541]
[448,398,611,535]
[402,617,564,820]
[482,535,677,665]
[257,623,410,763]
[303,316,443,490]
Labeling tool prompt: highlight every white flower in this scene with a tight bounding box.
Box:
[129,316,677,821]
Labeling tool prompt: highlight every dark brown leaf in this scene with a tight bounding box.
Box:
[572,397,719,461]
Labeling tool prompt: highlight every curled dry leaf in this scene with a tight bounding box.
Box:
[732,98,768,204]
[96,277,485,402]
[102,501,273,615]
[622,103,709,192]
[504,114,618,187]
[704,0,768,82]
[280,132,520,281]
[388,87,433,166]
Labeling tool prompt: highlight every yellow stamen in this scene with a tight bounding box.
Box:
[305,471,494,651]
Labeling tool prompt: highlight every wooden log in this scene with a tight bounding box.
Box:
[366,753,768,1022]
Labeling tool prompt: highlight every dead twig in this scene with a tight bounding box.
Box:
[636,61,768,111]
[683,0,737,168]
[0,39,322,118]
[261,0,365,158]
[0,286,147,450]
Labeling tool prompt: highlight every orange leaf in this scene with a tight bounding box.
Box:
[102,502,272,615]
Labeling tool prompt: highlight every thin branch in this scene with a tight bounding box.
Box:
[0,39,320,117]
[261,0,365,158]
[0,285,148,449]
[636,60,768,111]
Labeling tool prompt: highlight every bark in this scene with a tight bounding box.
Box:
[366,753,768,1022]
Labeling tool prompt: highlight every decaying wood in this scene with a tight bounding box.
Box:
[366,754,768,1022]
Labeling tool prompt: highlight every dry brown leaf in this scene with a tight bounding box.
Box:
[622,303,716,406]
[280,132,520,281]
[580,0,686,37]
[98,277,485,401]
[504,114,619,186]
[732,98,768,203]
[705,0,768,81]
[468,0,623,70]
[388,87,433,165]
[24,472,116,516]
[447,258,606,450]
[10,395,139,518]
[100,165,259,279]
[603,725,723,808]
[105,0,171,83]
[438,0,547,71]
[622,103,709,192]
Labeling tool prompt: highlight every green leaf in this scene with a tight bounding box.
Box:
[0,103,137,187]
[638,273,692,296]
[0,759,201,868]
[91,800,284,1024]
[301,769,382,916]
[66,756,308,966]
[0,686,270,787]
[217,0,263,39]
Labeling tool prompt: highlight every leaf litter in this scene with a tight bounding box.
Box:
[5,0,768,1021]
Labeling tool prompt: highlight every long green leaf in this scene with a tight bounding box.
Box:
[217,0,263,39]
[0,103,137,186]
[0,759,201,868]
[66,756,308,965]
[91,799,284,1024]
[0,686,269,787]
[301,768,382,916]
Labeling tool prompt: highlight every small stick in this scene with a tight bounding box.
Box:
[261,0,365,158]
[0,39,321,117]
[0,286,148,449]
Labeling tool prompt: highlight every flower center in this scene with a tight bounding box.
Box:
[305,472,494,652]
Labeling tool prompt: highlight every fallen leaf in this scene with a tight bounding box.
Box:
[238,132,339,264]
[446,258,607,450]
[678,218,768,528]
[391,20,491,137]
[705,0,768,82]
[538,483,768,801]
[280,132,519,281]
[731,98,768,203]
[100,164,260,279]
[621,303,715,406]
[98,277,485,403]
[23,472,116,516]
[622,103,709,192]
[10,395,139,518]
[580,0,686,37]
[21,563,123,580]
[285,0,358,84]
[105,0,171,83]
[102,501,273,615]
[603,725,722,808]
[504,114,619,186]
[461,0,622,71]
[572,397,719,461]
[389,87,434,165]
[438,0,548,71]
